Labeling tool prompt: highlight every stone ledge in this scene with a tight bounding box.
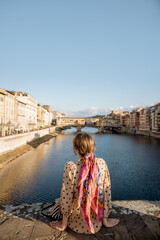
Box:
[0,201,160,240]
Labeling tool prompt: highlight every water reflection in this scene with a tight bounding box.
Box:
[0,127,160,204]
[64,126,98,135]
[0,139,54,203]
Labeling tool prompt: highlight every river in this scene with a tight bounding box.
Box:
[0,127,160,204]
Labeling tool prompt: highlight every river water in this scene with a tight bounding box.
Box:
[0,127,160,204]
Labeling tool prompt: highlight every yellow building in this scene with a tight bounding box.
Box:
[57,117,85,127]
[37,104,46,129]
[52,111,65,125]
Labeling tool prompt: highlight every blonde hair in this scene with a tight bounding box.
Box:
[73,132,96,157]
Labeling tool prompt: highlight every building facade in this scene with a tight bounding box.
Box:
[0,89,15,136]
[130,108,141,129]
[139,108,150,131]
[37,104,45,129]
[0,89,6,136]
[150,103,160,133]
[42,105,53,126]
[11,91,37,131]
[57,117,85,127]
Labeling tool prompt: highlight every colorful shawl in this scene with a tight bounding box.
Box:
[78,153,103,234]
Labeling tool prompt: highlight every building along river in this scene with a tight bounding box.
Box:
[0,127,160,204]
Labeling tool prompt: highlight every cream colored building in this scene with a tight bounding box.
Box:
[0,89,15,136]
[44,109,50,126]
[0,89,6,136]
[11,91,37,131]
[16,100,26,132]
[14,98,26,133]
[42,105,53,126]
[52,111,65,119]
[139,108,150,131]
[103,110,122,127]
[112,110,123,115]
[37,104,45,129]
[150,103,160,133]
[52,111,65,126]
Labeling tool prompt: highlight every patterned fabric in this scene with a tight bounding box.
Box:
[78,153,103,234]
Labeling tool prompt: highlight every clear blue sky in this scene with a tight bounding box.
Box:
[0,0,160,116]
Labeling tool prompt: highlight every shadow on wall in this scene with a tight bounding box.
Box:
[34,133,40,140]
[27,133,41,148]
[30,133,41,142]
[27,133,54,149]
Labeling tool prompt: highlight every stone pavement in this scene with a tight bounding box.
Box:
[0,200,160,240]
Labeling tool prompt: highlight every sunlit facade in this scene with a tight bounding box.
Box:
[0,89,6,136]
[0,89,15,136]
[130,108,141,129]
[139,108,150,131]
[37,104,45,129]
[150,103,160,133]
[42,105,53,126]
[11,91,37,131]
[57,117,85,127]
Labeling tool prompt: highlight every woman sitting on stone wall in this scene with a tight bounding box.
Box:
[49,132,119,234]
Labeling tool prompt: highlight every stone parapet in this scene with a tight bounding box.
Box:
[0,127,56,155]
[0,200,160,240]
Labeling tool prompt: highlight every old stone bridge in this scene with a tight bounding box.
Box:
[56,117,121,133]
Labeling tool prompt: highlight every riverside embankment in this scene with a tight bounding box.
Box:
[0,200,160,240]
[120,127,160,139]
[0,127,57,155]
[0,126,69,170]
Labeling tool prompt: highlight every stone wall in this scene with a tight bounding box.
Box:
[121,127,160,139]
[0,127,56,155]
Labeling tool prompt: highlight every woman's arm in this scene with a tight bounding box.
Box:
[102,162,120,228]
[50,161,75,231]
[103,162,112,219]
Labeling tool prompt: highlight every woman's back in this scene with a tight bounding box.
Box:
[50,132,119,233]
[60,157,112,234]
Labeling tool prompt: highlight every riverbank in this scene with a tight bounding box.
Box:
[120,127,160,139]
[0,200,160,240]
[0,130,61,170]
[0,126,72,170]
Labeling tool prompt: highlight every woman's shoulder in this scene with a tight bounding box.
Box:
[65,160,75,166]
[96,157,107,167]
[64,161,77,171]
